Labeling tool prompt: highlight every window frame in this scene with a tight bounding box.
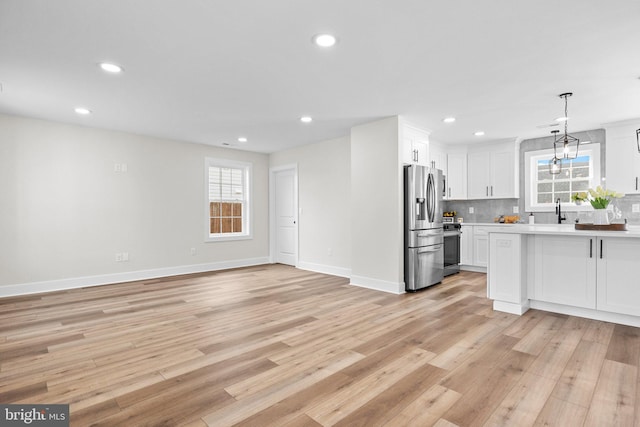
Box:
[204,157,253,242]
[524,143,601,213]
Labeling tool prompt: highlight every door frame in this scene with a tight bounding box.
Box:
[269,164,299,266]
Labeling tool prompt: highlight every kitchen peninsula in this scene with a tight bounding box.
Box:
[487,224,640,327]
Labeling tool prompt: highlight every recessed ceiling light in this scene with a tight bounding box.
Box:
[443,117,456,123]
[313,34,337,47]
[555,116,568,122]
[74,107,91,115]
[300,116,313,123]
[99,62,123,73]
[474,131,485,136]
[237,137,247,143]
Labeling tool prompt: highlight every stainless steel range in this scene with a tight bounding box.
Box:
[443,222,461,276]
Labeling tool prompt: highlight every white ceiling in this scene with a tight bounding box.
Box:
[1,1,639,153]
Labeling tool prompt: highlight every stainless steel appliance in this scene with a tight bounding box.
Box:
[443,223,461,276]
[404,165,444,292]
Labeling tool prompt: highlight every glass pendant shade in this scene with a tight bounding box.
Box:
[548,156,562,174]
[548,130,562,174]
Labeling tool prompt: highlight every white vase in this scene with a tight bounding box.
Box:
[593,209,611,225]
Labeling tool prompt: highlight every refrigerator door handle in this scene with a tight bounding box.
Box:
[417,230,441,237]
[426,173,433,222]
[418,245,443,254]
[427,172,437,223]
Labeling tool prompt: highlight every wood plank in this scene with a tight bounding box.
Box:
[483,372,557,426]
[533,396,588,427]
[526,328,583,381]
[304,348,436,426]
[551,340,607,407]
[584,359,637,427]
[332,363,448,427]
[441,350,535,426]
[201,350,365,427]
[381,384,461,427]
[511,314,567,356]
[605,324,640,367]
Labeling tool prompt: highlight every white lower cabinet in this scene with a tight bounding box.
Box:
[489,233,525,307]
[460,225,473,265]
[473,227,489,267]
[490,232,640,324]
[597,238,640,316]
[533,235,597,309]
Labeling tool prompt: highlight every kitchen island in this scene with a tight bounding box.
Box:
[487,224,640,327]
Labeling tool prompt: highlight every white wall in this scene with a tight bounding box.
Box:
[350,117,404,293]
[269,136,351,277]
[0,114,269,295]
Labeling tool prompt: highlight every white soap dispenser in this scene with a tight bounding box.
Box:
[529,212,535,224]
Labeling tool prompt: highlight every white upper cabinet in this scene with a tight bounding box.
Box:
[467,151,492,198]
[429,142,448,174]
[401,124,429,167]
[467,142,518,199]
[605,119,640,194]
[446,152,467,200]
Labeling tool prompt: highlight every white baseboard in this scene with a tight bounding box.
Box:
[460,265,487,273]
[0,257,270,298]
[493,300,530,315]
[529,300,640,328]
[296,261,351,278]
[350,275,405,294]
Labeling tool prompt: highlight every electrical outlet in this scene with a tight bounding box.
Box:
[121,163,128,172]
[114,163,121,173]
[633,204,640,213]
[190,247,197,256]
[115,253,122,262]
[122,252,129,262]
[327,248,333,256]
[469,207,475,214]
[513,206,519,214]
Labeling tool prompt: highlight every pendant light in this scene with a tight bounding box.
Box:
[553,92,580,159]
[548,130,562,174]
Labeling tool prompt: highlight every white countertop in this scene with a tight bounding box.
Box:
[459,222,517,226]
[484,223,640,237]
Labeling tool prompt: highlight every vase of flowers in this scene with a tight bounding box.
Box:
[571,186,624,225]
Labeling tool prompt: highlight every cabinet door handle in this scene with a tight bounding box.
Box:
[600,239,603,259]
[448,187,451,198]
[486,186,489,196]
[636,177,638,191]
[589,239,593,258]
[491,186,493,196]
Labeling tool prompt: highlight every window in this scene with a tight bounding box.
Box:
[524,143,600,212]
[205,158,251,241]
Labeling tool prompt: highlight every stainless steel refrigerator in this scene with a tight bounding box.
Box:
[404,165,444,291]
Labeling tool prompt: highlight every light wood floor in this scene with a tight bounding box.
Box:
[1,265,639,426]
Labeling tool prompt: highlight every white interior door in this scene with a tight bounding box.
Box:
[274,168,297,266]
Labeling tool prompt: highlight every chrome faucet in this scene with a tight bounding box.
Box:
[556,198,566,224]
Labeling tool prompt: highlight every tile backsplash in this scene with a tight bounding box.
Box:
[445,195,640,225]
[444,199,519,223]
